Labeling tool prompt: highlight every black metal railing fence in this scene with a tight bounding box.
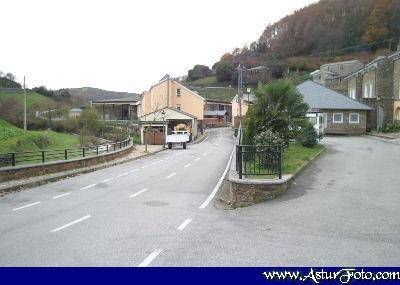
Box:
[0,137,131,167]
[236,144,282,179]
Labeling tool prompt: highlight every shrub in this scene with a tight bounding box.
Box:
[254,129,285,146]
[32,133,54,149]
[298,123,318,148]
[381,121,400,133]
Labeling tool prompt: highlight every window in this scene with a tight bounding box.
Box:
[333,113,343,123]
[350,88,356,99]
[176,104,181,110]
[309,117,317,125]
[364,83,374,98]
[177,88,181,97]
[349,113,360,124]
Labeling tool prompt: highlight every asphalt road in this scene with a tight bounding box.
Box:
[1,132,399,266]
[0,128,234,266]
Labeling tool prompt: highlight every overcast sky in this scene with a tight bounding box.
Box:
[1,0,316,93]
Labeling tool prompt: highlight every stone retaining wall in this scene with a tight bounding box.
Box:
[0,143,134,182]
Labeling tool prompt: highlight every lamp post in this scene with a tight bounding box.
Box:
[161,110,166,149]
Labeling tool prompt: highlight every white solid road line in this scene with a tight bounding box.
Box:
[177,218,193,231]
[102,178,114,183]
[195,157,200,161]
[53,193,71,199]
[184,163,191,168]
[51,215,91,233]
[130,169,140,173]
[138,249,163,267]
[165,173,176,179]
[141,165,149,169]
[130,188,148,198]
[199,148,234,209]
[13,202,41,211]
[80,184,97,190]
[117,172,128,177]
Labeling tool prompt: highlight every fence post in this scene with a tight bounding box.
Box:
[11,153,16,166]
[96,146,99,155]
[278,145,282,179]
[107,145,109,153]
[83,147,86,157]
[65,149,68,160]
[237,145,243,179]
[42,151,45,163]
[114,144,116,151]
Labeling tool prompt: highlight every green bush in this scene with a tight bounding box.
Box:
[254,129,285,146]
[298,123,318,148]
[381,121,400,133]
[32,134,54,149]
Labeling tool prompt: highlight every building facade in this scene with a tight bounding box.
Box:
[345,52,400,131]
[297,81,372,135]
[140,75,205,122]
[91,96,140,121]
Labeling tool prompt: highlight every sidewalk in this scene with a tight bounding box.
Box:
[364,132,400,145]
[0,144,163,196]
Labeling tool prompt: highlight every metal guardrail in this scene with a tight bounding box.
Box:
[236,145,282,179]
[0,137,132,168]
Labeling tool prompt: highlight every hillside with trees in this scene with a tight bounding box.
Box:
[186,0,400,85]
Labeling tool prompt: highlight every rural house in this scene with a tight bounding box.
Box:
[297,81,372,135]
[345,50,400,130]
[311,60,364,94]
[231,93,256,128]
[139,75,206,143]
[91,96,140,121]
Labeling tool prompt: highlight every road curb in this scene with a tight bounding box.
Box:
[0,148,166,196]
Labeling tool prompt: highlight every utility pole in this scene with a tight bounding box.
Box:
[237,64,243,129]
[23,76,27,131]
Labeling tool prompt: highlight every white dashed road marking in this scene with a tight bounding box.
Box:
[177,218,193,231]
[130,169,140,173]
[13,202,41,211]
[165,173,176,179]
[130,188,148,198]
[138,249,163,267]
[80,184,97,190]
[117,172,128,177]
[195,157,200,161]
[53,193,71,199]
[51,215,91,233]
[102,178,114,183]
[184,163,191,168]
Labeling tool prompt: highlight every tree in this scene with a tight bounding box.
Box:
[244,80,309,145]
[32,86,56,99]
[5,73,16,81]
[215,61,235,82]
[78,106,102,145]
[362,0,391,45]
[187,65,212,81]
[0,71,4,77]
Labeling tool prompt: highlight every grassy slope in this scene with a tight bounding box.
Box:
[0,91,56,108]
[0,119,80,153]
[187,86,237,102]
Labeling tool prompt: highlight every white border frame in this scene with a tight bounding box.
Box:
[333,113,343,124]
[349,113,360,124]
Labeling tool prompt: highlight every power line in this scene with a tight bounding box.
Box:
[310,37,398,58]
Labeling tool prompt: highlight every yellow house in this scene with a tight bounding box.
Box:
[231,93,256,128]
[140,74,205,121]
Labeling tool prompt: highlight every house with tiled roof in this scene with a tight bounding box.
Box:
[297,80,372,135]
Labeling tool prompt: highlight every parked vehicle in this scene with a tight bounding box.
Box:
[166,131,190,149]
